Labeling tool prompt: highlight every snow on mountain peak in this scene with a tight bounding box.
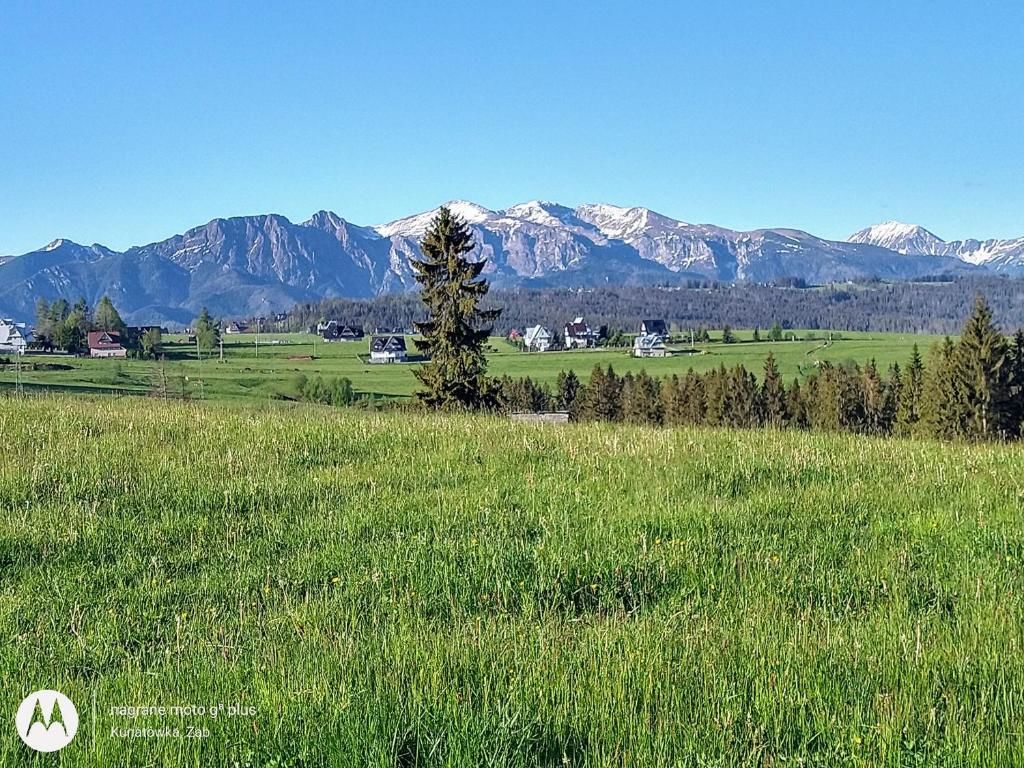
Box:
[374,200,495,238]
[848,221,945,255]
[575,203,689,239]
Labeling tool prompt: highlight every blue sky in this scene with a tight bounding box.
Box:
[2,0,1021,255]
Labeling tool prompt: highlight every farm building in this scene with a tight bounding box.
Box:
[87,331,127,358]
[524,325,552,352]
[633,333,668,358]
[564,317,597,349]
[321,321,364,342]
[641,319,668,336]
[0,319,32,354]
[369,335,407,363]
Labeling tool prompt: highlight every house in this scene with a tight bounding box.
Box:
[225,321,248,335]
[523,325,552,352]
[87,331,127,358]
[633,333,668,358]
[507,328,523,342]
[369,335,407,363]
[0,319,31,354]
[321,321,364,342]
[564,317,597,349]
[641,319,668,336]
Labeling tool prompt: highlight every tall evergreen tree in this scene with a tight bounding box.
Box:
[1012,329,1024,436]
[761,352,788,428]
[953,296,1014,439]
[556,370,582,415]
[920,338,964,439]
[411,207,500,410]
[861,359,887,435]
[896,345,925,435]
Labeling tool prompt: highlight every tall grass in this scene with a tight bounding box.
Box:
[1,395,1022,766]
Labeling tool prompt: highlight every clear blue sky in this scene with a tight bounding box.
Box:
[2,0,1022,255]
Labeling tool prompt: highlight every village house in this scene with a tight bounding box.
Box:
[0,319,32,354]
[224,321,248,335]
[641,319,668,336]
[87,330,127,358]
[369,334,407,363]
[633,333,668,358]
[564,317,597,349]
[320,321,364,342]
[523,325,552,352]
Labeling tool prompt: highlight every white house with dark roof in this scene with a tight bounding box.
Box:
[369,334,407,363]
[564,317,597,349]
[0,319,31,354]
[523,325,552,352]
[633,333,668,358]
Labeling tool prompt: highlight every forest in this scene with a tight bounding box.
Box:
[284,276,1024,336]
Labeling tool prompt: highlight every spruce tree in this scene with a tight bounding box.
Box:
[411,206,500,410]
[920,338,963,439]
[556,370,581,414]
[953,296,1013,439]
[896,345,924,435]
[1012,329,1024,436]
[760,352,788,428]
[861,359,886,435]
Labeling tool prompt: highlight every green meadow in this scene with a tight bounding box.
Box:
[1,396,1022,766]
[0,330,941,402]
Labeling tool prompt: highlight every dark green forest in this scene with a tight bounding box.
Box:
[285,276,1024,337]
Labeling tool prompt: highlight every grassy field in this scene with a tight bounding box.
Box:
[2,395,1022,766]
[0,329,942,402]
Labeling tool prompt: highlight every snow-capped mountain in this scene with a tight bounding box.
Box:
[849,221,1024,271]
[0,201,1005,325]
[848,222,947,256]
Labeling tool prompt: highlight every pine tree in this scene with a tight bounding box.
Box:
[721,325,736,344]
[556,370,582,415]
[760,352,788,428]
[411,206,500,410]
[953,296,1014,439]
[896,345,924,435]
[1012,329,1024,436]
[861,359,886,435]
[920,338,964,439]
[682,370,706,425]
[752,326,761,342]
[768,322,784,342]
[787,378,808,429]
[704,366,728,426]
[882,363,901,435]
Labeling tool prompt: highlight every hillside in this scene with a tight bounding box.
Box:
[2,397,1022,765]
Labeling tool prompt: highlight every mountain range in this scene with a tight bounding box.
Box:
[1,201,1021,325]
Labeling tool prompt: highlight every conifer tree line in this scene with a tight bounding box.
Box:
[286,276,1024,337]
[494,297,1024,441]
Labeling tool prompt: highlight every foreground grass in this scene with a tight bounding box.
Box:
[1,395,1022,766]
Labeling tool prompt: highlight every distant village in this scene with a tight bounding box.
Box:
[2,311,683,364]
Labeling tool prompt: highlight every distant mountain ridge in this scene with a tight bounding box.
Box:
[848,220,1024,269]
[1,201,1017,325]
